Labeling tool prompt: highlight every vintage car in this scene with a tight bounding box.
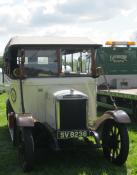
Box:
[3,36,130,172]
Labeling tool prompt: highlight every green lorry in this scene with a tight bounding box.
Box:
[96,41,137,121]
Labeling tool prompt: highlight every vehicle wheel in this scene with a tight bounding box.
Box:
[6,99,13,119]
[18,127,34,172]
[102,120,129,165]
[12,117,17,146]
[6,99,17,146]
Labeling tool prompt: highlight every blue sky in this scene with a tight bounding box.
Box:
[0,0,137,55]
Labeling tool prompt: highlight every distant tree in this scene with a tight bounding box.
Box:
[0,56,3,68]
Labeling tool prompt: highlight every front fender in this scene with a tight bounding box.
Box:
[16,113,35,127]
[105,110,131,123]
[93,110,131,131]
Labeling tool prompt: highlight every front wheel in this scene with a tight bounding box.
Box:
[102,120,129,165]
[18,127,34,172]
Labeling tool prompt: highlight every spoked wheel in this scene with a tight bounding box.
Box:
[18,127,35,172]
[102,120,129,165]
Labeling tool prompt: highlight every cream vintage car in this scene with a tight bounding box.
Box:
[3,36,130,172]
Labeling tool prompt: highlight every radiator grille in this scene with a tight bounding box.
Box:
[60,99,87,130]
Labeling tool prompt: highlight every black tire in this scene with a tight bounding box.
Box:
[18,127,35,172]
[11,117,17,146]
[6,99,13,120]
[102,119,129,165]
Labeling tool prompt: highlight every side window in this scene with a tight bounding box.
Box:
[4,48,18,77]
[3,52,13,77]
[3,52,10,75]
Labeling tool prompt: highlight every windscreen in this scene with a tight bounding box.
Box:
[15,47,93,78]
[61,48,92,75]
[17,49,58,77]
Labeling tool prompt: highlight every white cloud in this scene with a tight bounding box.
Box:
[56,0,137,19]
[121,8,136,16]
[0,4,31,25]
[0,0,13,5]
[0,0,136,54]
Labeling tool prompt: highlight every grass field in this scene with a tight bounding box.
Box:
[0,93,137,175]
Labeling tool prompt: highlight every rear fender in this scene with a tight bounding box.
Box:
[16,113,35,127]
[93,110,131,131]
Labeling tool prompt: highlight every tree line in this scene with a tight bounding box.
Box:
[0,56,3,68]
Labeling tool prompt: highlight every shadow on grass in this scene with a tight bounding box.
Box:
[34,144,127,175]
[0,125,128,175]
[0,104,129,175]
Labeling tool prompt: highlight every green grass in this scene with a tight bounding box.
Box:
[0,93,137,175]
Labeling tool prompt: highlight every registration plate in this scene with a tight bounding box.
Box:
[57,130,88,139]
